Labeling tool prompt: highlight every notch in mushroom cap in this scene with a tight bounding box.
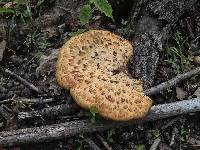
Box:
[56,30,152,121]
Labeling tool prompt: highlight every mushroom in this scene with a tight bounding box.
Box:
[56,30,152,121]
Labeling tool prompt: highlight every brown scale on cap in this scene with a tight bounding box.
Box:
[56,30,152,121]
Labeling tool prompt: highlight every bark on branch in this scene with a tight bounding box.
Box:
[128,0,198,88]
[1,98,200,147]
[144,66,200,95]
[18,104,79,121]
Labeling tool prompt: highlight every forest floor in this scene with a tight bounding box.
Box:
[0,0,200,150]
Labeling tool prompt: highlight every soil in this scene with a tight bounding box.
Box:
[0,0,200,150]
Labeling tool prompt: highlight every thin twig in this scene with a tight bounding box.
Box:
[1,98,200,146]
[170,127,178,146]
[149,138,161,150]
[161,116,183,130]
[95,133,113,150]
[85,137,102,150]
[0,98,55,105]
[18,104,79,121]
[144,67,200,95]
[4,69,42,94]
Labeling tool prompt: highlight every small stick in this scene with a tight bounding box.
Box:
[85,137,102,150]
[144,67,200,95]
[95,133,113,150]
[4,69,42,94]
[1,98,200,147]
[18,104,79,121]
[170,127,177,146]
[149,138,161,150]
[161,116,182,130]
[0,98,55,105]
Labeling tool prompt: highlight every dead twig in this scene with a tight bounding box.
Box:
[95,133,113,150]
[4,69,42,94]
[161,116,183,130]
[1,98,200,146]
[18,104,79,121]
[170,127,178,146]
[144,67,200,95]
[149,138,161,150]
[0,98,55,105]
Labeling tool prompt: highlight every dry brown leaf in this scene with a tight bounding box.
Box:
[193,87,200,98]
[176,87,187,100]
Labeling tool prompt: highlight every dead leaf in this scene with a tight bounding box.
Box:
[35,49,62,95]
[36,49,59,77]
[193,56,200,65]
[193,87,200,98]
[176,87,187,100]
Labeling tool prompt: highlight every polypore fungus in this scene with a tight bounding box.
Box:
[56,30,152,121]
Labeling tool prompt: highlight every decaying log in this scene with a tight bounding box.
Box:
[1,98,200,147]
[128,0,198,89]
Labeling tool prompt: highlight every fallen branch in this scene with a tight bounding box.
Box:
[18,104,79,121]
[1,98,200,147]
[4,69,42,94]
[144,67,200,95]
[0,98,55,105]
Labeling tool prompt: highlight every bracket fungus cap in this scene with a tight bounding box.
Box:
[56,30,152,121]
